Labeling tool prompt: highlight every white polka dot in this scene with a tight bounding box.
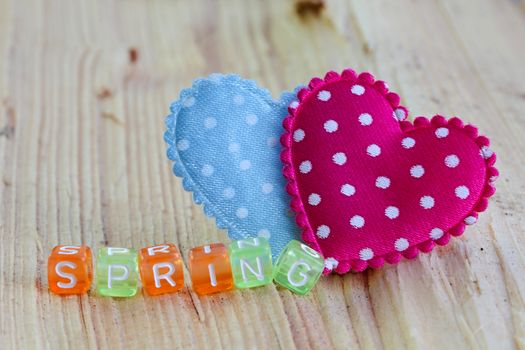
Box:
[394,108,407,121]
[410,165,425,178]
[183,96,195,107]
[324,257,339,270]
[420,196,435,209]
[464,216,477,225]
[204,117,217,129]
[332,152,347,165]
[245,114,258,125]
[299,160,312,174]
[358,113,373,126]
[261,103,271,113]
[367,144,381,157]
[430,228,444,240]
[316,225,330,239]
[209,73,222,83]
[359,248,374,261]
[351,85,365,96]
[445,154,460,168]
[289,101,299,109]
[350,215,365,228]
[308,193,321,206]
[340,184,356,197]
[266,137,278,148]
[480,146,494,159]
[223,187,235,199]
[317,90,331,101]
[293,129,305,142]
[201,164,214,177]
[324,120,338,133]
[402,137,416,149]
[258,229,270,239]
[261,183,273,194]
[233,94,245,105]
[385,206,399,219]
[239,160,252,171]
[228,142,240,153]
[455,185,470,199]
[435,127,449,138]
[177,139,189,151]
[236,207,248,219]
[375,176,391,189]
[395,238,409,252]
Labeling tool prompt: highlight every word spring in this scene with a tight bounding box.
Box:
[48,239,325,297]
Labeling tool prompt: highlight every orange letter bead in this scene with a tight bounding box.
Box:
[138,243,184,295]
[189,243,233,295]
[48,245,93,295]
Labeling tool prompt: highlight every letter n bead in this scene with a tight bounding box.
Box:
[273,240,324,295]
[189,243,233,295]
[48,245,93,295]
[229,237,273,289]
[96,247,139,297]
[138,243,184,295]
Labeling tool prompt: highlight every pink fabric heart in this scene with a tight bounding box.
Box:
[281,69,498,274]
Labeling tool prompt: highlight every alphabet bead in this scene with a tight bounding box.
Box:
[273,240,324,295]
[48,240,326,297]
[48,245,93,294]
[96,247,139,297]
[139,243,184,295]
[189,243,233,295]
[229,237,273,289]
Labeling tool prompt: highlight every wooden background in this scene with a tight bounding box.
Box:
[1,0,524,349]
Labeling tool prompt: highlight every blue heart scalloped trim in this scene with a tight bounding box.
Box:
[164,74,301,259]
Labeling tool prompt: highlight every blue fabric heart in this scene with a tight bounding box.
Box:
[164,74,301,259]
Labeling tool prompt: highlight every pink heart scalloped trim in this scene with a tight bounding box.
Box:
[281,69,498,274]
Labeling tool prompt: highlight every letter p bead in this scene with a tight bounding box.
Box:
[96,247,139,297]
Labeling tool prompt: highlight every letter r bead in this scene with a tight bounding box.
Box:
[273,240,324,295]
[48,245,93,295]
[139,243,184,295]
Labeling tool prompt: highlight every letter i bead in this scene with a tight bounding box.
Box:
[138,243,184,295]
[48,245,93,294]
[273,240,324,295]
[96,247,139,297]
[189,243,233,295]
[229,237,273,289]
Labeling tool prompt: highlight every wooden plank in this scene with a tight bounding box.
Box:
[0,0,524,348]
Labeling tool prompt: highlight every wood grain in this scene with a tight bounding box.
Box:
[1,0,524,348]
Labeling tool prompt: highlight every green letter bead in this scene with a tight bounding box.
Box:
[229,237,273,289]
[273,240,324,295]
[96,247,139,297]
